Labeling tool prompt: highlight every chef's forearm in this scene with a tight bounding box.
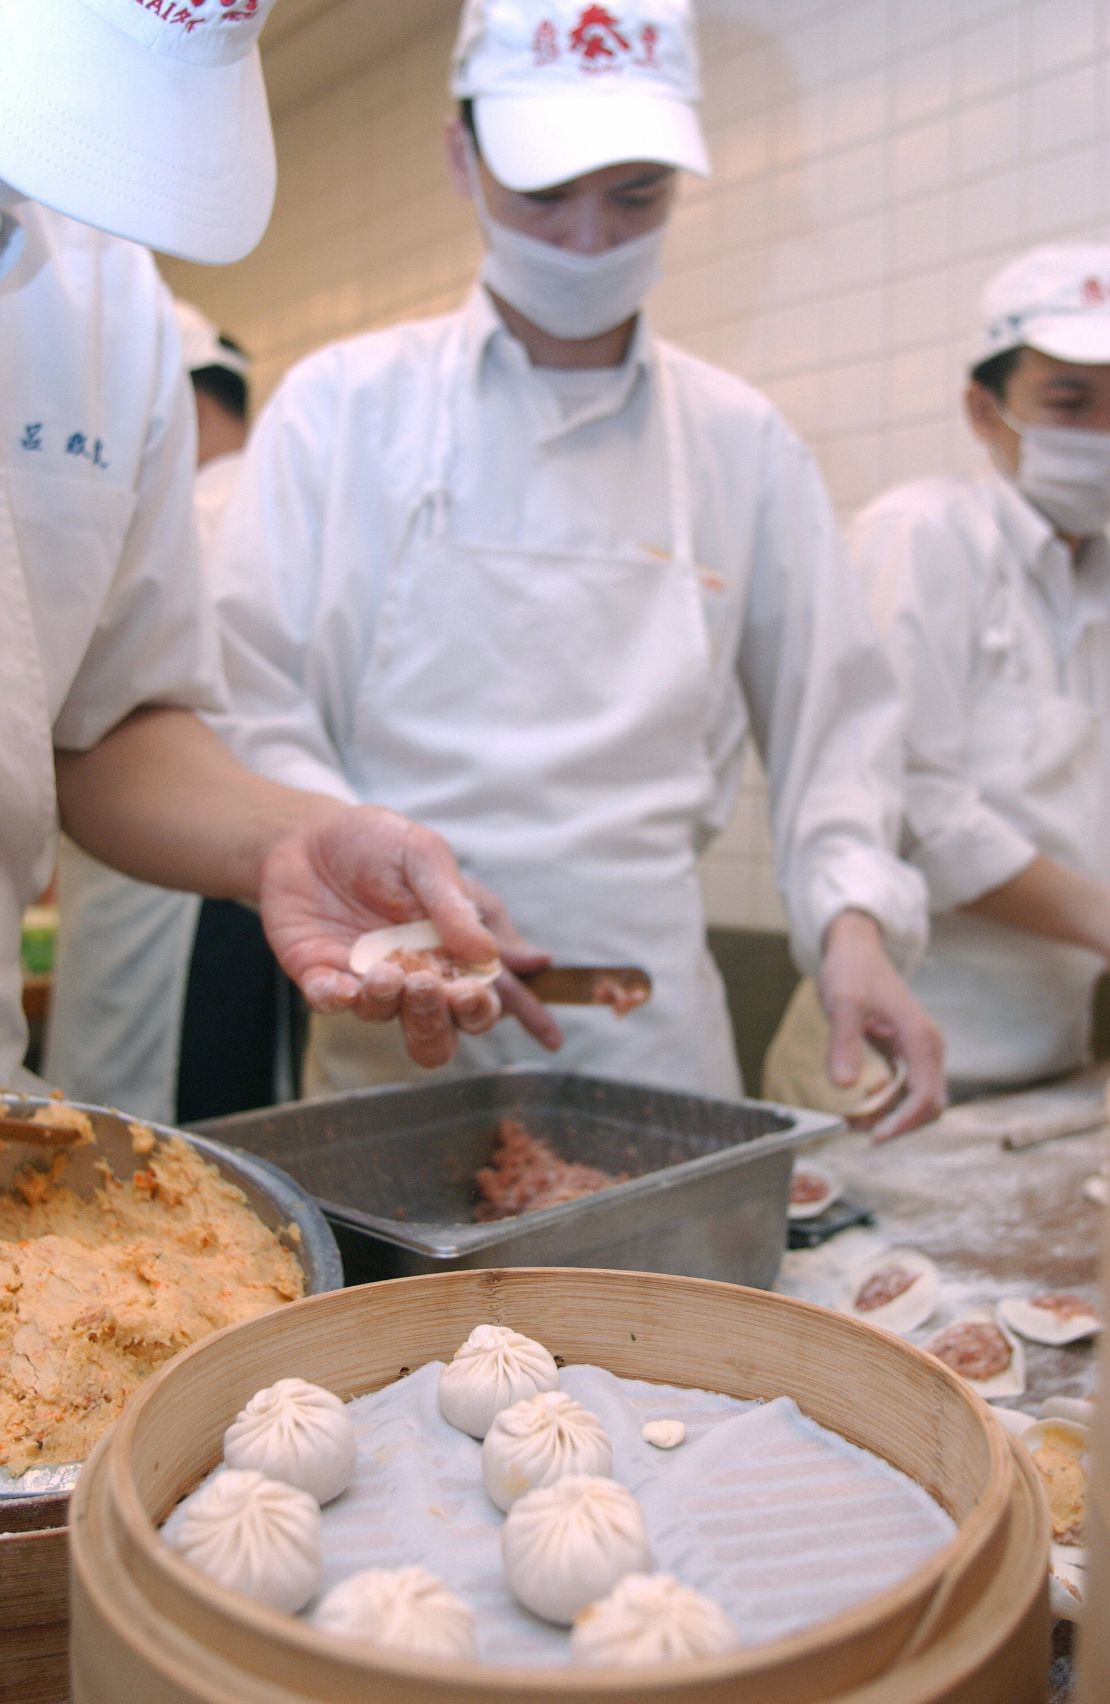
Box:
[964,854,1110,959]
[55,707,344,901]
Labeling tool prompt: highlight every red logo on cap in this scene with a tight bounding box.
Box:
[569,6,631,67]
[134,0,198,24]
[132,0,258,26]
[532,9,661,73]
[532,18,560,63]
[1081,276,1110,305]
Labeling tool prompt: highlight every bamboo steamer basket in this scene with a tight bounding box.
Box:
[833,1441,1048,1704]
[1077,1189,1109,1704]
[0,1101,342,1704]
[0,1492,69,1704]
[70,1268,1045,1704]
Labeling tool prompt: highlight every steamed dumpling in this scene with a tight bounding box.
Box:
[482,1390,612,1511]
[438,1323,559,1439]
[168,1468,322,1613]
[224,1377,357,1505]
[501,1474,651,1624]
[571,1573,739,1665]
[312,1565,476,1659]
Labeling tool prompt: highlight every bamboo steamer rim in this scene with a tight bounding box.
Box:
[0,1493,68,1535]
[72,1438,1046,1704]
[74,1267,1017,1700]
[827,1440,1048,1704]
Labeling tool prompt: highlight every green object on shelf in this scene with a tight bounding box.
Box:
[21,904,57,976]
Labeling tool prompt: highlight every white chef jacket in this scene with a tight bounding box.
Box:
[211,286,925,1093]
[853,469,1110,1089]
[0,197,223,1089]
[44,453,246,1121]
[193,451,245,555]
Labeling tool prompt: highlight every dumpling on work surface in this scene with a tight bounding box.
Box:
[990,1407,1035,1440]
[1049,1556,1085,1623]
[1021,1418,1089,1564]
[438,1323,559,1439]
[168,1468,321,1613]
[844,1248,938,1336]
[998,1292,1102,1347]
[1041,1396,1094,1426]
[224,1377,357,1505]
[501,1474,651,1625]
[922,1309,1025,1400]
[571,1573,738,1666]
[787,1159,842,1220]
[312,1565,476,1659]
[482,1390,612,1511]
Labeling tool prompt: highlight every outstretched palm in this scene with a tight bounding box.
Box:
[258,805,502,1066]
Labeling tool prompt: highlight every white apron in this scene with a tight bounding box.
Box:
[44,842,200,1121]
[0,471,59,1091]
[306,326,739,1100]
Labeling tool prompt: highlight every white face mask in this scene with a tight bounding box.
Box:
[996,403,1110,537]
[468,158,665,342]
[479,219,665,341]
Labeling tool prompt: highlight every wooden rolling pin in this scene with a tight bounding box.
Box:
[1001,1109,1108,1151]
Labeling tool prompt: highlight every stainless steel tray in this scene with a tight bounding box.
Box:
[0,1096,343,1505]
[194,1070,840,1289]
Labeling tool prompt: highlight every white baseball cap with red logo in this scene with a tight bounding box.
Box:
[0,0,280,265]
[974,244,1110,368]
[451,0,710,191]
[174,298,250,377]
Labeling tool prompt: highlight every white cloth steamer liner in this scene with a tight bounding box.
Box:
[165,1360,955,1668]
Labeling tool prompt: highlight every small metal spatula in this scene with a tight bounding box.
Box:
[518,965,652,1012]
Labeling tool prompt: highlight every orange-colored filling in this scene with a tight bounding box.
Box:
[0,1133,303,1475]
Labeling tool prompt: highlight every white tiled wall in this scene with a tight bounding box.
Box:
[161,0,1110,939]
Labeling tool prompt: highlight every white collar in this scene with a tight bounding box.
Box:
[459,284,654,439]
[986,466,1110,641]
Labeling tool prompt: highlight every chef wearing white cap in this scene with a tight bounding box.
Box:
[771,245,1110,1099]
[173,300,254,551]
[211,0,944,1133]
[45,304,303,1124]
[0,0,510,1094]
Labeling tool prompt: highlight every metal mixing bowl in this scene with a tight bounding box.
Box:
[0,1095,342,1507]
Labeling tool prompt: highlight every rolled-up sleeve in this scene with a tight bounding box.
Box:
[851,496,1037,912]
[207,357,359,806]
[738,421,929,975]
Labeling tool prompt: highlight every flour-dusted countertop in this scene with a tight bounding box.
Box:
[777,1065,1110,1704]
[777,1066,1108,1409]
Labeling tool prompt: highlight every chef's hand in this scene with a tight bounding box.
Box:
[259,805,506,1068]
[466,879,565,1054]
[818,909,946,1140]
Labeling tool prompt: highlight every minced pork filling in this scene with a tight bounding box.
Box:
[0,1126,303,1475]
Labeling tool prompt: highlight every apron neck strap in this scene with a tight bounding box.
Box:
[423,310,696,566]
[653,348,695,568]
